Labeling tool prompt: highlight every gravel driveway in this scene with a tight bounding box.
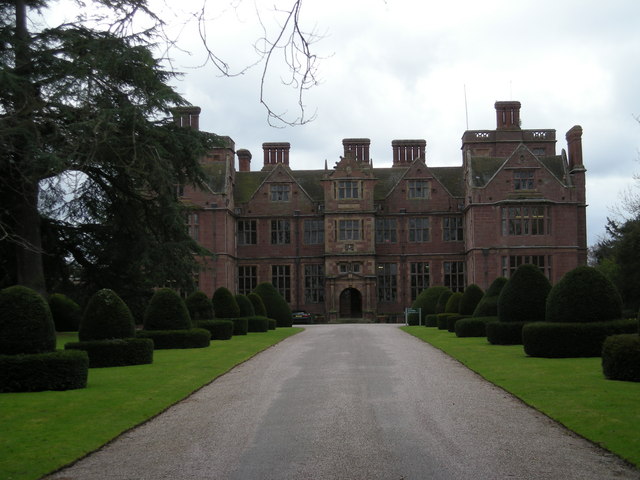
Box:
[47,324,639,480]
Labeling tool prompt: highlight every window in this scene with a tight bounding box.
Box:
[501,206,550,236]
[271,219,291,244]
[304,264,325,303]
[514,171,534,190]
[444,261,465,292]
[338,219,361,241]
[408,180,429,199]
[336,180,360,199]
[271,265,291,302]
[270,184,290,201]
[375,218,398,243]
[501,255,551,279]
[186,213,199,241]
[238,220,257,245]
[238,266,257,295]
[410,262,430,301]
[304,219,324,245]
[338,262,361,274]
[408,217,430,242]
[377,263,397,302]
[443,216,464,242]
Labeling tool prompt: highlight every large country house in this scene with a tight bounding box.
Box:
[178,101,587,322]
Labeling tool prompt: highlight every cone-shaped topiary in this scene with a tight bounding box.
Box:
[436,289,454,314]
[212,287,240,319]
[445,292,463,314]
[49,293,82,332]
[546,265,623,323]
[235,294,255,317]
[458,284,484,315]
[185,291,214,321]
[0,285,56,355]
[79,289,136,341]
[143,288,191,330]
[472,277,507,317]
[498,265,551,323]
[412,286,452,316]
[248,292,267,316]
[253,282,292,327]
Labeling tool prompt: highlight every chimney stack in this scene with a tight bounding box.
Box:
[392,139,426,166]
[262,142,290,170]
[237,149,252,172]
[342,138,371,163]
[495,101,521,130]
[566,125,584,171]
[173,106,201,130]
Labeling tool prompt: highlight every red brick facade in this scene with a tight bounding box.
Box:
[180,101,587,321]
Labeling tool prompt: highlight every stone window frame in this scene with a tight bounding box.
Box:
[238,265,257,295]
[409,262,430,301]
[303,219,324,245]
[443,216,464,242]
[270,183,291,202]
[407,180,430,199]
[271,219,291,244]
[501,205,550,236]
[408,217,430,242]
[304,264,325,303]
[501,255,552,279]
[336,180,361,200]
[337,219,362,241]
[271,264,291,302]
[444,261,465,292]
[375,217,398,244]
[513,170,535,190]
[376,262,398,303]
[238,219,257,245]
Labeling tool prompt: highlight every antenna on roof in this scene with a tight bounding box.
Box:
[464,84,469,130]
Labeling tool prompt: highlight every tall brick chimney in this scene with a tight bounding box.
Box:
[262,142,290,170]
[392,139,426,166]
[173,106,201,130]
[566,125,584,171]
[342,138,370,163]
[495,101,521,130]
[237,149,252,172]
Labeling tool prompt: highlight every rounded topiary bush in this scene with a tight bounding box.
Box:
[49,293,82,332]
[248,292,267,317]
[445,292,463,314]
[472,277,507,317]
[455,316,497,337]
[0,285,56,355]
[236,294,256,317]
[143,288,191,331]
[198,320,234,340]
[79,289,135,341]
[436,313,456,330]
[186,291,214,321]
[447,314,468,333]
[411,286,452,323]
[458,284,484,316]
[436,290,453,314]
[498,264,551,323]
[546,266,623,323]
[602,333,640,382]
[253,282,292,328]
[212,287,240,319]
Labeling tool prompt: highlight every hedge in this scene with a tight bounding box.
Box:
[247,316,269,332]
[602,334,640,382]
[236,294,256,317]
[0,350,88,392]
[185,291,214,322]
[411,286,452,324]
[136,328,210,349]
[455,316,497,337]
[248,292,267,317]
[267,318,277,330]
[143,288,192,331]
[197,320,234,340]
[497,264,551,323]
[458,284,484,315]
[212,287,240,318]
[522,318,638,358]
[65,338,154,368]
[472,277,507,317]
[436,313,456,330]
[253,282,292,327]
[486,321,529,345]
[447,315,469,333]
[79,289,135,342]
[425,314,439,327]
[215,317,249,336]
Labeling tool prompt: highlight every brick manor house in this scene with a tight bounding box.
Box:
[178,101,587,322]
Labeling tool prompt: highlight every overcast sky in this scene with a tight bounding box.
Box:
[53,0,640,246]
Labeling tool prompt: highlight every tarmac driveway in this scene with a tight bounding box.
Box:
[47,324,639,480]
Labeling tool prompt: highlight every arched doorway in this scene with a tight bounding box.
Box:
[339,288,362,318]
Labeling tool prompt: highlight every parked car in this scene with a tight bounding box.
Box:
[292,311,314,324]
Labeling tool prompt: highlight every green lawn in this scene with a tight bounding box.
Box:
[402,326,640,467]
[0,328,302,480]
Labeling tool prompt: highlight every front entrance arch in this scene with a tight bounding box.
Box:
[339,288,362,318]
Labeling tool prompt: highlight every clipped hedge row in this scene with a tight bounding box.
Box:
[523,318,638,358]
[425,314,439,327]
[0,350,88,392]
[197,320,234,340]
[447,315,469,333]
[455,316,497,337]
[436,313,456,330]
[267,318,277,330]
[65,338,154,368]
[486,321,529,345]
[602,334,640,382]
[247,316,269,333]
[228,317,248,336]
[136,328,210,349]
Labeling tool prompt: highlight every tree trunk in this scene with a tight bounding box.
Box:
[14,181,46,295]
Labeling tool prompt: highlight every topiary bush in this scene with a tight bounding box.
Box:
[247,316,269,332]
[48,293,82,332]
[248,292,267,317]
[447,314,469,332]
[186,291,214,321]
[79,289,136,341]
[425,314,439,327]
[459,284,484,316]
[498,264,551,324]
[522,318,637,358]
[486,321,529,345]
[411,286,452,324]
[143,288,192,331]
[445,292,463,314]
[65,338,153,368]
[236,294,256,317]
[267,318,277,330]
[136,328,210,349]
[0,350,88,392]
[436,313,456,330]
[197,320,234,340]
[455,316,497,337]
[253,282,292,328]
[212,287,240,319]
[436,290,453,314]
[546,266,623,323]
[472,277,507,317]
[602,333,640,382]
[0,285,56,355]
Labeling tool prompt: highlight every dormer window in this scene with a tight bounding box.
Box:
[336,180,360,199]
[514,171,534,190]
[408,180,429,199]
[270,184,290,201]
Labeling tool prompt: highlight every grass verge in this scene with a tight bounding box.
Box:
[0,328,302,480]
[401,326,640,467]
